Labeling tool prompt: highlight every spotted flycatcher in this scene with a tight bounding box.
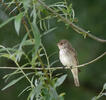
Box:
[57,39,80,87]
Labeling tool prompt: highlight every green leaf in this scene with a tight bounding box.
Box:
[55,74,67,88]
[2,76,24,90]
[59,92,65,97]
[14,12,23,35]
[0,16,15,28]
[2,72,33,90]
[41,27,57,37]
[18,86,31,97]
[92,94,104,100]
[24,39,34,45]
[32,23,41,55]
[3,71,21,82]
[22,0,31,11]
[103,83,106,89]
[16,33,28,61]
[19,30,28,49]
[50,59,59,66]
[31,4,37,24]
[1,53,16,62]
[0,45,11,54]
[102,93,106,96]
[15,49,24,62]
[27,81,43,100]
[49,86,59,100]
[91,96,97,100]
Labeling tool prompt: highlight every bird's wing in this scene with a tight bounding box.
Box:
[69,47,79,65]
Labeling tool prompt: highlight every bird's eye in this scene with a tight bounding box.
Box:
[60,42,63,45]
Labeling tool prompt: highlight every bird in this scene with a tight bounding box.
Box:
[57,39,80,87]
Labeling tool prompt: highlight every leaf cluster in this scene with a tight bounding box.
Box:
[0,0,71,99]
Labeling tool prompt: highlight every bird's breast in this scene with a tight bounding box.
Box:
[59,49,73,67]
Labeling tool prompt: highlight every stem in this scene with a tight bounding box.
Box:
[96,87,104,99]
[15,1,33,39]
[15,62,34,87]
[41,43,52,79]
[0,52,105,70]
[37,52,49,79]
[73,51,106,68]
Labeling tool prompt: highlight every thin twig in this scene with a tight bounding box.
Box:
[15,62,34,87]
[0,52,105,70]
[37,0,106,43]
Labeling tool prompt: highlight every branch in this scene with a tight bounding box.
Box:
[37,0,106,43]
[0,52,105,70]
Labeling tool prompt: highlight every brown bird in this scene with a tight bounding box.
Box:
[57,39,80,87]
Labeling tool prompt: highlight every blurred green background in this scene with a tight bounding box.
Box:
[0,0,106,100]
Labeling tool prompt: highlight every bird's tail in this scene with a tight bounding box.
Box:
[71,68,80,87]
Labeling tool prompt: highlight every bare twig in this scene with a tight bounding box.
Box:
[37,0,106,43]
[0,52,105,70]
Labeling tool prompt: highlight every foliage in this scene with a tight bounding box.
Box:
[92,83,106,100]
[0,0,71,99]
[0,0,106,100]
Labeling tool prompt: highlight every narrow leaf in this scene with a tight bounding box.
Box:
[91,97,97,100]
[2,72,33,90]
[41,27,57,37]
[2,76,24,90]
[18,86,31,97]
[14,12,23,35]
[16,33,28,61]
[22,0,31,10]
[49,86,59,100]
[102,93,106,96]
[50,59,59,66]
[27,81,43,100]
[32,23,41,55]
[103,83,106,89]
[0,16,15,28]
[55,74,67,87]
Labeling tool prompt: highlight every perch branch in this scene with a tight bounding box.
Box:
[37,0,106,43]
[0,52,105,70]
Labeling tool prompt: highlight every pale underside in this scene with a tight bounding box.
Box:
[59,48,77,67]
